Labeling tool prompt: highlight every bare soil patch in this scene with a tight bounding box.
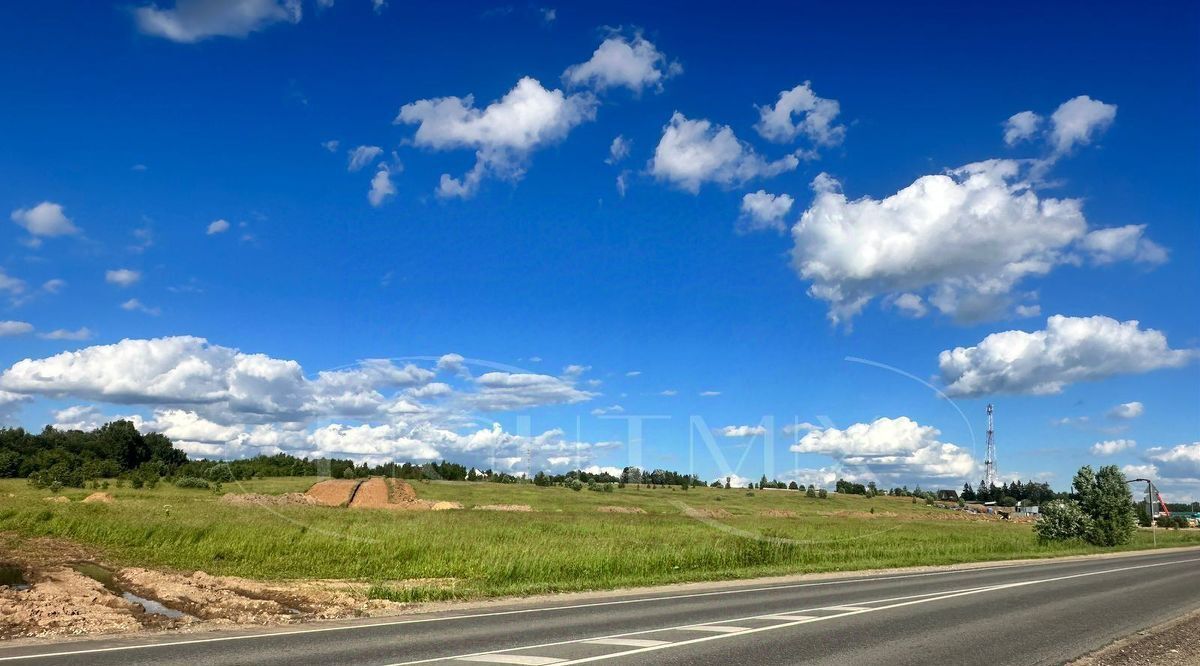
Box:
[597,506,646,514]
[219,492,319,507]
[41,496,68,504]
[761,509,797,518]
[305,479,361,507]
[475,504,533,512]
[81,492,114,504]
[684,507,733,519]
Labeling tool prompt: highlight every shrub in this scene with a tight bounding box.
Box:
[340,467,356,480]
[1035,500,1091,543]
[817,489,828,499]
[1175,515,1191,529]
[174,476,210,489]
[1156,515,1177,529]
[805,486,816,498]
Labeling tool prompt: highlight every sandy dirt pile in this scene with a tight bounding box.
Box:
[305,479,361,506]
[597,506,646,514]
[761,509,797,518]
[349,478,391,508]
[0,566,145,640]
[219,492,319,507]
[475,504,533,512]
[81,492,114,504]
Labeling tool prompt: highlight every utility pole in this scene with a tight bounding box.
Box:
[983,404,997,489]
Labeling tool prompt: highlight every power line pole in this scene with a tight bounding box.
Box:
[983,404,997,489]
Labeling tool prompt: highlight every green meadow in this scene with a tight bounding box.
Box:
[2,478,1196,602]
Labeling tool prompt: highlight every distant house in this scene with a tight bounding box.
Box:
[1015,505,1040,515]
[936,489,959,502]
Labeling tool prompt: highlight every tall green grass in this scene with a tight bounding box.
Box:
[2,478,1196,600]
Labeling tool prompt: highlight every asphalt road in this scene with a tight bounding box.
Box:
[2,548,1198,666]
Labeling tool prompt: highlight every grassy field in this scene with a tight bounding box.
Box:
[2,477,1197,602]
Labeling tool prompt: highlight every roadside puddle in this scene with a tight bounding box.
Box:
[70,562,190,620]
[0,565,30,591]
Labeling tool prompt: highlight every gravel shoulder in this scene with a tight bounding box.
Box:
[1070,607,1200,666]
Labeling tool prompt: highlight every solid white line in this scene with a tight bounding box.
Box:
[762,614,816,621]
[550,556,1200,664]
[820,605,870,612]
[581,639,668,648]
[455,656,564,665]
[2,550,1195,663]
[678,625,748,633]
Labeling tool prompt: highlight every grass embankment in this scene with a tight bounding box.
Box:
[1,478,1196,602]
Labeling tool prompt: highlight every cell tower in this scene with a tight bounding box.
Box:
[983,403,997,488]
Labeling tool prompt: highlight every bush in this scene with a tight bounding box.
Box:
[1035,500,1091,543]
[817,489,828,499]
[174,476,210,489]
[1175,515,1191,529]
[805,486,816,498]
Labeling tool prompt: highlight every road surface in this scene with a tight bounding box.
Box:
[2,547,1197,665]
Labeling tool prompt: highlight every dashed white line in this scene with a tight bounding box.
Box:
[581,640,668,648]
[820,605,870,612]
[679,625,748,633]
[762,614,817,621]
[455,656,564,665]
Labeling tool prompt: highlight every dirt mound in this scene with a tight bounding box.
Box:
[42,496,69,504]
[475,504,533,512]
[82,492,114,504]
[597,506,646,514]
[349,478,390,508]
[219,492,319,507]
[761,509,797,518]
[0,566,144,640]
[429,501,462,510]
[683,507,732,519]
[388,478,418,502]
[305,479,361,507]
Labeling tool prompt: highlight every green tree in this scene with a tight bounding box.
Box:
[1035,500,1091,542]
[1073,465,1137,546]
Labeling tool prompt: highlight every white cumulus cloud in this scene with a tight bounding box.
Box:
[206,219,230,235]
[718,425,767,437]
[938,315,1195,398]
[1050,95,1117,156]
[650,113,800,193]
[1003,110,1042,146]
[11,202,80,240]
[1108,401,1144,420]
[739,190,794,234]
[368,165,396,207]
[396,76,597,198]
[789,160,1165,324]
[790,416,976,483]
[1091,439,1136,456]
[755,81,845,147]
[0,321,34,337]
[563,32,680,94]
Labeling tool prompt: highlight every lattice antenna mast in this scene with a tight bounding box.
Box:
[983,403,997,488]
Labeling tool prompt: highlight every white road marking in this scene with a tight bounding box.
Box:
[820,605,870,612]
[388,555,1200,666]
[581,639,668,648]
[455,656,564,665]
[1,551,1196,663]
[762,614,816,621]
[678,625,748,633]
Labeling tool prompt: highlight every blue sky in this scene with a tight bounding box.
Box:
[1,1,1197,499]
